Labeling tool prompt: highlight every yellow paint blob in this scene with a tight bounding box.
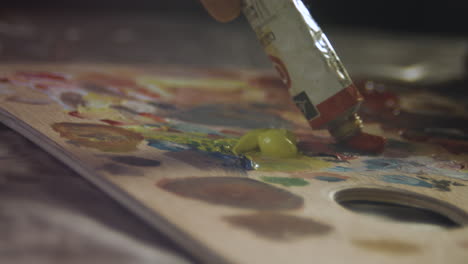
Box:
[246,152,331,172]
[233,128,297,158]
[258,130,297,158]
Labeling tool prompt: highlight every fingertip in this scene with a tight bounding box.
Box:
[200,0,242,22]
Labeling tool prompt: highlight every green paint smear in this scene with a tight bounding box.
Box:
[126,125,238,154]
[246,152,332,172]
[125,126,334,172]
[261,176,309,187]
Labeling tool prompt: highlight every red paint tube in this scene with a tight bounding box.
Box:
[243,0,385,153]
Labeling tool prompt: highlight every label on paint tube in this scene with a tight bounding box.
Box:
[243,0,362,128]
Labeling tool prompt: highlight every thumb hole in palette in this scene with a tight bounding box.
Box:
[334,187,467,229]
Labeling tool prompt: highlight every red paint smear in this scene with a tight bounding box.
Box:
[100,119,126,126]
[220,129,243,136]
[34,84,49,90]
[308,85,363,129]
[81,73,135,87]
[344,132,387,154]
[135,87,160,99]
[139,113,166,123]
[68,111,85,119]
[16,71,67,81]
[207,134,224,139]
[297,139,335,155]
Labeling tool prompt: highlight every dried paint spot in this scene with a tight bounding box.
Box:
[98,163,143,176]
[458,240,468,249]
[52,122,143,152]
[100,119,126,126]
[314,176,347,182]
[417,176,466,192]
[109,156,161,167]
[6,95,52,105]
[352,239,421,255]
[260,176,309,187]
[16,71,67,81]
[60,92,86,108]
[157,177,303,210]
[380,175,433,188]
[224,212,332,241]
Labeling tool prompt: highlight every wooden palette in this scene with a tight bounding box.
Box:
[0,64,467,264]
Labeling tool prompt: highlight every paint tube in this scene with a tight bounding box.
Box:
[242,0,364,142]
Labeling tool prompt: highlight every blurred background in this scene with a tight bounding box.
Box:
[2,0,467,35]
[2,0,465,83]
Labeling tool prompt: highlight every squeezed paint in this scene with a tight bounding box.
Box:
[246,152,332,172]
[233,128,297,158]
[157,177,304,210]
[137,125,334,172]
[129,126,237,154]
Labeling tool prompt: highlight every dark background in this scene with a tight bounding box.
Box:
[1,0,466,36]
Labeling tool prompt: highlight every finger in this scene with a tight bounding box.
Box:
[199,0,242,22]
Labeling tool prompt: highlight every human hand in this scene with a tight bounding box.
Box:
[199,0,242,22]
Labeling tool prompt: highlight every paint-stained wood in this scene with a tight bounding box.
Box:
[0,64,467,264]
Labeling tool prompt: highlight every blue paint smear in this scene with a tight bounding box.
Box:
[364,158,424,171]
[207,152,252,170]
[380,175,433,188]
[314,176,346,182]
[327,166,354,172]
[147,140,190,152]
[149,139,251,171]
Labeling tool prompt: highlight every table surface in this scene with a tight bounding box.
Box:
[0,10,466,264]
